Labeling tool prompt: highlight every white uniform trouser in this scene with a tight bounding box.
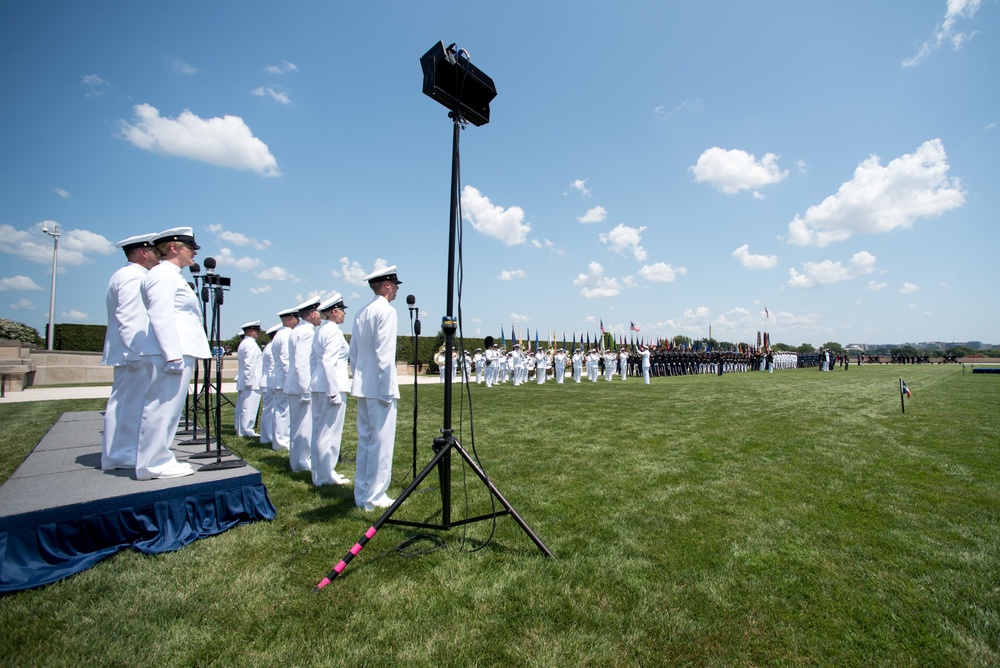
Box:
[355,397,397,506]
[643,366,651,384]
[311,391,347,486]
[235,389,261,436]
[136,355,194,479]
[476,366,484,384]
[485,363,495,387]
[588,364,599,382]
[536,366,546,384]
[102,363,151,468]
[286,392,312,472]
[555,363,565,383]
[604,362,614,381]
[573,363,582,383]
[259,389,275,444]
[272,390,290,451]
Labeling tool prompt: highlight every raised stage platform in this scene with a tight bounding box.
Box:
[0,411,276,593]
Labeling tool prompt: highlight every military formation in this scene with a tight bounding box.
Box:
[459,345,798,385]
[100,225,402,511]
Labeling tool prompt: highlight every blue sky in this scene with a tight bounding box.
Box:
[1,1,997,348]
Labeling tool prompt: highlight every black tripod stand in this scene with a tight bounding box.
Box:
[316,48,553,588]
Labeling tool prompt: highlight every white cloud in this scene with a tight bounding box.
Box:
[172,59,198,74]
[10,298,37,310]
[903,0,982,67]
[207,224,272,250]
[334,257,389,286]
[655,98,703,121]
[900,282,919,294]
[499,269,527,281]
[249,285,272,295]
[867,280,888,291]
[664,306,712,332]
[578,206,608,224]
[61,309,89,321]
[81,74,109,97]
[573,261,626,298]
[638,262,687,283]
[265,60,298,74]
[0,276,43,291]
[258,266,298,281]
[569,179,591,197]
[510,312,530,323]
[118,103,280,177]
[787,251,877,288]
[252,86,291,105]
[787,139,965,247]
[0,222,114,266]
[599,223,647,261]
[460,186,531,246]
[690,147,788,194]
[215,248,262,272]
[53,188,71,200]
[732,244,778,270]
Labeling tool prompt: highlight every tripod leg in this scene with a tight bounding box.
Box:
[315,436,456,589]
[451,440,555,559]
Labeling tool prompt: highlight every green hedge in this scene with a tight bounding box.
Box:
[52,324,107,352]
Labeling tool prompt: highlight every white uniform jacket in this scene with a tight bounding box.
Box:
[140,262,211,360]
[284,321,315,395]
[259,341,274,391]
[311,320,350,397]
[268,326,291,391]
[236,336,263,391]
[101,262,149,366]
[348,295,399,399]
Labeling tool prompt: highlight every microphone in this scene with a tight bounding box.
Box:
[204,257,217,274]
[406,294,421,334]
[190,263,201,276]
[187,282,196,291]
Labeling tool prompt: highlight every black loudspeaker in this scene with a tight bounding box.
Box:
[420,42,497,127]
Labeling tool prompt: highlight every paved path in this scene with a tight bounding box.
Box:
[0,373,446,404]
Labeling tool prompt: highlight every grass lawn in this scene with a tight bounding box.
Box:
[0,364,997,666]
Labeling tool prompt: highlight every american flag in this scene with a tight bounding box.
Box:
[600,319,605,335]
[630,321,640,332]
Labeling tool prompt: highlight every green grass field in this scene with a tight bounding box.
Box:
[1,364,997,666]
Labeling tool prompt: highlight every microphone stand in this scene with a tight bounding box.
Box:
[407,296,421,478]
[200,277,245,471]
[316,101,553,590]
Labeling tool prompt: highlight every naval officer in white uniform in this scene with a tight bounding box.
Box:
[267,307,300,452]
[257,323,281,445]
[234,320,263,437]
[309,293,352,487]
[136,227,211,480]
[349,265,402,511]
[100,232,160,470]
[284,297,321,473]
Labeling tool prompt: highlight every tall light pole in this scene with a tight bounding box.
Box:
[41,221,60,350]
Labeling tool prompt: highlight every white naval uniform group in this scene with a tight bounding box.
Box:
[136,261,211,480]
[100,261,152,470]
[235,335,263,437]
[349,294,399,508]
